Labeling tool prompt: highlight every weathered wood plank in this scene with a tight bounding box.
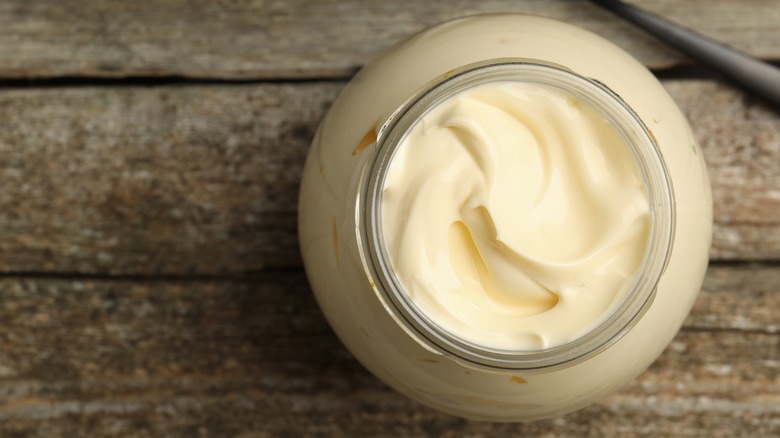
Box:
[1,79,777,274]
[0,83,324,274]
[0,265,776,436]
[0,0,779,80]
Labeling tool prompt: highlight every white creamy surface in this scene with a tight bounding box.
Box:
[381,81,651,350]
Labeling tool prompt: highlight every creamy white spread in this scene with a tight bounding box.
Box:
[381,81,651,351]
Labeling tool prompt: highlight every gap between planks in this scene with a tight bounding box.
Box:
[3,61,780,89]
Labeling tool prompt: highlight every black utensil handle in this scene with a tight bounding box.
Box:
[592,0,780,107]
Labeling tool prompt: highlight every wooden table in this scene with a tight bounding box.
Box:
[0,1,778,436]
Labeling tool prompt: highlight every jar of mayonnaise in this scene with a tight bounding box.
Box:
[298,14,712,421]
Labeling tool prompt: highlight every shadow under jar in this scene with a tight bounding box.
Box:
[298,14,712,421]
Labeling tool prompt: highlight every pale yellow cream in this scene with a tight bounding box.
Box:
[381,81,651,350]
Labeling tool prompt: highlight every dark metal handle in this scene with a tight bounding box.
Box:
[591,0,780,108]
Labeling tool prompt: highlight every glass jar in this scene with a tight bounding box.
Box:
[298,14,712,421]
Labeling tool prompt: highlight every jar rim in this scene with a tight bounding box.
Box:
[358,59,676,371]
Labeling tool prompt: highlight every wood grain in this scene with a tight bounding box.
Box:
[0,83,324,274]
[0,79,777,275]
[0,0,779,80]
[0,265,776,436]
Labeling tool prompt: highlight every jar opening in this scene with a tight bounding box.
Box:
[359,59,675,371]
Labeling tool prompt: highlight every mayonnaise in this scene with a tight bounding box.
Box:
[381,81,650,350]
[298,14,712,421]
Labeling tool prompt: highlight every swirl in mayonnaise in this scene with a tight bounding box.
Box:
[381,81,651,351]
